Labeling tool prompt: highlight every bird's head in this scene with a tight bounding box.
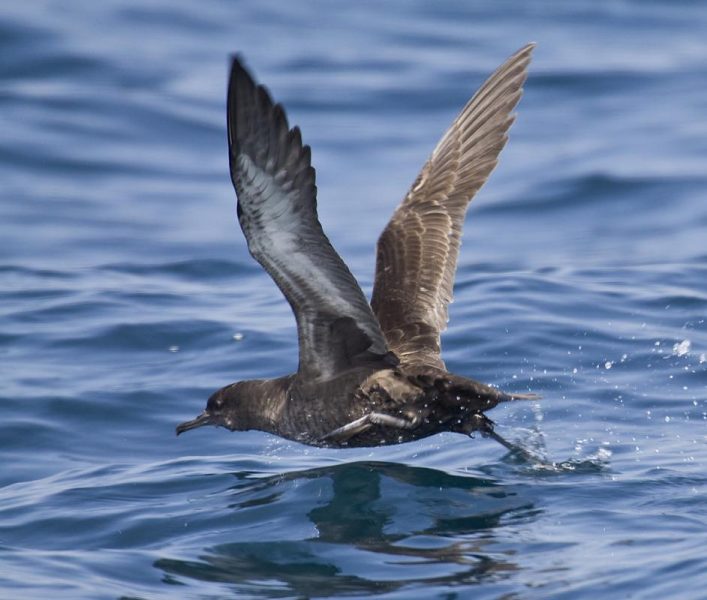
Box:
[176,382,248,435]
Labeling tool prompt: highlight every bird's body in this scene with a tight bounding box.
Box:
[177,43,538,452]
[204,365,526,448]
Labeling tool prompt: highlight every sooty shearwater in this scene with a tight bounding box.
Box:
[177,43,539,453]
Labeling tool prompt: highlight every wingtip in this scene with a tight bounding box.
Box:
[227,54,262,154]
[228,54,254,89]
[229,53,245,70]
[510,42,537,64]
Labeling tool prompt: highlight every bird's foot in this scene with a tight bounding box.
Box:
[321,411,419,444]
[471,414,537,461]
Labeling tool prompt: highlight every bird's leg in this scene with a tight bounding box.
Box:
[471,413,537,461]
[321,412,418,444]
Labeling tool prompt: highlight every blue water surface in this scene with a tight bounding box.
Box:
[1,1,706,598]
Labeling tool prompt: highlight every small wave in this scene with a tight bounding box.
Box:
[101,258,257,280]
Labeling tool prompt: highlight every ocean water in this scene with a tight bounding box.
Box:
[1,1,706,598]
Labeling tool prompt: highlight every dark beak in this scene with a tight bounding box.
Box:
[176,411,213,436]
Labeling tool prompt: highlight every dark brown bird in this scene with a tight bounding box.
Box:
[177,44,538,453]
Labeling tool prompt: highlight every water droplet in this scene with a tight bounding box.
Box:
[233,332,244,341]
[169,345,179,353]
[604,361,613,369]
[672,339,691,357]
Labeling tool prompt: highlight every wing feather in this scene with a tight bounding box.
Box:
[228,58,393,381]
[371,44,535,368]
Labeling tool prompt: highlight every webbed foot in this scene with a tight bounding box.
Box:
[472,413,537,461]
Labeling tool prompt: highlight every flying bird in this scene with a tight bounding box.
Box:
[177,44,538,453]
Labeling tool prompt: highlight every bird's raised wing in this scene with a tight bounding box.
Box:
[228,58,394,382]
[371,44,535,369]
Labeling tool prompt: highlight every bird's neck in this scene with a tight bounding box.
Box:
[234,376,292,435]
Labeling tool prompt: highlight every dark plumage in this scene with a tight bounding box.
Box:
[177,44,538,452]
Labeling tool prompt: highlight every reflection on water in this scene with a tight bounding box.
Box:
[156,462,536,595]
